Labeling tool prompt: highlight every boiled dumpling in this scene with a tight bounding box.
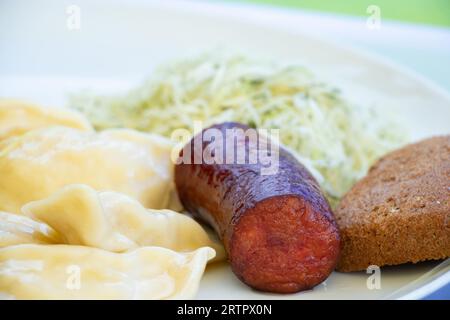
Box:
[22,184,224,259]
[0,99,92,141]
[0,211,61,248]
[0,244,214,299]
[0,126,178,214]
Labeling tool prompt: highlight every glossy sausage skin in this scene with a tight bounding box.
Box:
[175,122,340,293]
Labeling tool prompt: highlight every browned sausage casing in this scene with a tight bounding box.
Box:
[175,122,340,293]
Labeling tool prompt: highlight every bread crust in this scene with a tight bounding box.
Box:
[335,136,450,272]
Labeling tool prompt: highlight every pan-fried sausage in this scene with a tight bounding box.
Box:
[175,122,340,293]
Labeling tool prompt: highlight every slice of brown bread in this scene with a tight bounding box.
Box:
[335,135,450,272]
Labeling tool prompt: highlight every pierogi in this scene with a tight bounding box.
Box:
[0,211,61,248]
[0,244,215,299]
[0,99,92,141]
[22,184,224,258]
[0,126,179,214]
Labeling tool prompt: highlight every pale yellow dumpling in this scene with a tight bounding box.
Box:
[0,126,178,214]
[0,211,61,248]
[0,99,92,141]
[22,184,224,259]
[0,244,215,299]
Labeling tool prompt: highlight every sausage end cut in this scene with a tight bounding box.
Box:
[231,195,340,293]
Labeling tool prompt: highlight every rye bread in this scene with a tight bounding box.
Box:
[335,135,450,272]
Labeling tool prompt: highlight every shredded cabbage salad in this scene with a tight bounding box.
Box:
[69,52,407,206]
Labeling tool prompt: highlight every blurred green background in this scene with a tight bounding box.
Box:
[226,0,450,27]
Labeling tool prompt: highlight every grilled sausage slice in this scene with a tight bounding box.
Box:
[175,122,340,293]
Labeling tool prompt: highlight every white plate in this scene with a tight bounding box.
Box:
[1,0,449,299]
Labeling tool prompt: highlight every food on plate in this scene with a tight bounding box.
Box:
[70,52,407,207]
[175,122,340,293]
[22,184,224,258]
[0,244,215,299]
[0,126,179,214]
[335,136,450,272]
[0,99,92,141]
[0,211,62,248]
[3,48,443,299]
